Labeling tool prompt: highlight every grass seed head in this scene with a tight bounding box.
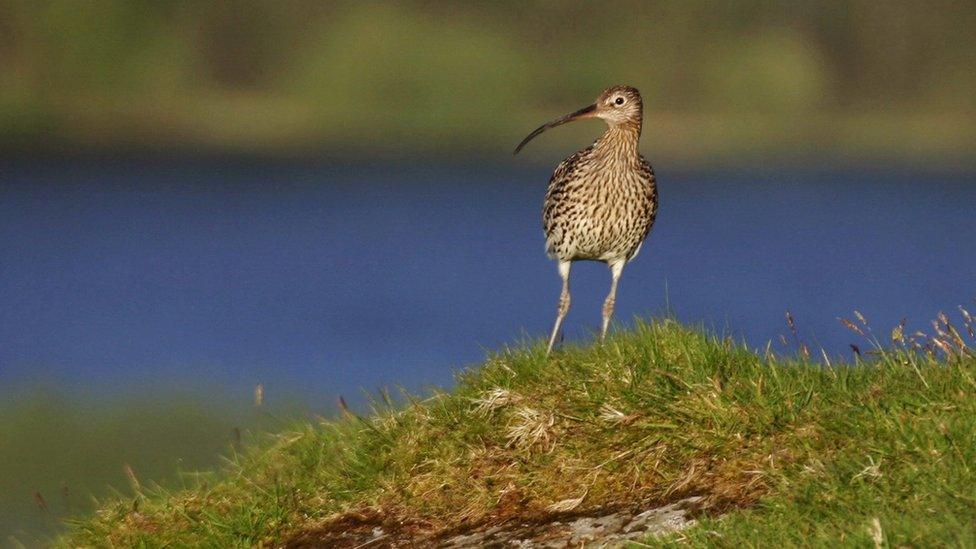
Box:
[891,318,906,345]
[840,317,865,336]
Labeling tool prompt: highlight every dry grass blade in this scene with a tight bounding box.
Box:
[546,490,587,513]
[599,403,627,424]
[851,456,882,482]
[124,463,141,495]
[506,407,556,450]
[947,324,968,352]
[868,518,884,549]
[820,348,832,367]
[472,388,521,417]
[931,337,955,358]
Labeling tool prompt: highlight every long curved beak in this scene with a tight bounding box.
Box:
[513,103,597,155]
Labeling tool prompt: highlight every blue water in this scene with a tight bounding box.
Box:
[2,158,974,404]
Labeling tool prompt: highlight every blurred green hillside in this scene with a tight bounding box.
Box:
[1,0,975,163]
[0,387,303,544]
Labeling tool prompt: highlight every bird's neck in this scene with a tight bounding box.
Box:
[593,122,641,163]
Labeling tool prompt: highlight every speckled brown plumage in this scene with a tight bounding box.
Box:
[515,85,658,354]
[542,131,657,263]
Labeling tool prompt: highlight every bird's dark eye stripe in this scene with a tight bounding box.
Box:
[615,97,624,105]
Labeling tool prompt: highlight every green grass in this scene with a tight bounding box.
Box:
[61,316,976,546]
[0,390,302,544]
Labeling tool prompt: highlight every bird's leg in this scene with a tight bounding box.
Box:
[546,261,572,356]
[601,261,625,343]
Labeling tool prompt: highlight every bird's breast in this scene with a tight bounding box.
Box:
[542,161,656,263]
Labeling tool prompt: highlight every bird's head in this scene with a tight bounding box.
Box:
[514,85,643,154]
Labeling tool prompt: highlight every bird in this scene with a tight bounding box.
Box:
[514,85,658,355]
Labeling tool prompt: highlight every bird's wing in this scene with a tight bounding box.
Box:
[543,147,590,221]
[639,154,659,230]
[542,147,592,255]
[638,154,656,181]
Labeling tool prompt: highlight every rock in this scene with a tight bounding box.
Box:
[441,496,703,548]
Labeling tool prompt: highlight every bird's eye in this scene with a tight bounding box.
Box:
[614,97,625,105]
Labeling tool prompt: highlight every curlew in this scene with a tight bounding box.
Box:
[514,85,658,355]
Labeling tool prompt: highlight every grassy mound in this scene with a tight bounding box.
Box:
[63,317,976,546]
